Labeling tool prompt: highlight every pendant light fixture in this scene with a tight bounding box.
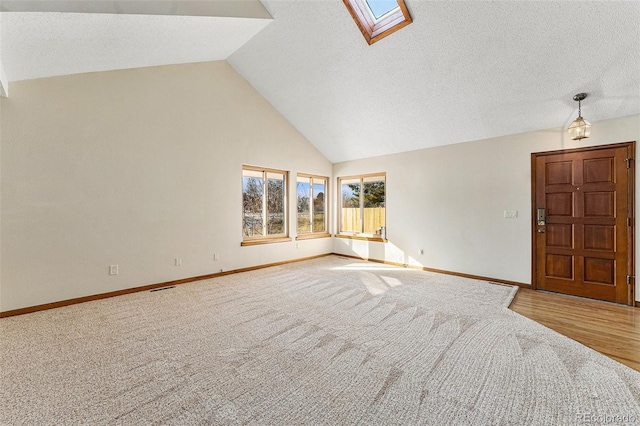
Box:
[568,93,591,140]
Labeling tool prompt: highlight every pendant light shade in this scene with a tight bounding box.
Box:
[568,93,591,140]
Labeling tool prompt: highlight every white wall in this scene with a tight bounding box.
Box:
[0,61,332,312]
[2,60,638,312]
[0,18,7,97]
[333,114,640,301]
[0,60,7,97]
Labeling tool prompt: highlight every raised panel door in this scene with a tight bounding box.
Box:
[533,144,634,304]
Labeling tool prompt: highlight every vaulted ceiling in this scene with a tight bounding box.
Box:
[0,0,272,81]
[2,1,639,163]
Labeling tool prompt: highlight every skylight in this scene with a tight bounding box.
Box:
[344,0,412,45]
[365,0,399,20]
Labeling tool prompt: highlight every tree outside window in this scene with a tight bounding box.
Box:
[297,174,328,236]
[339,174,386,238]
[242,166,288,242]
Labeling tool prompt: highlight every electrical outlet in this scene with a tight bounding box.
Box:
[109,265,118,275]
[214,254,220,261]
[175,257,182,266]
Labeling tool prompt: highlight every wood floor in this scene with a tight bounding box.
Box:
[509,288,640,372]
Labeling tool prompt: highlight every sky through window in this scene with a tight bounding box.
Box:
[365,0,399,19]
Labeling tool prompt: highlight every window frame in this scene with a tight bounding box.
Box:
[241,165,291,246]
[296,173,330,240]
[337,172,387,242]
[343,0,412,45]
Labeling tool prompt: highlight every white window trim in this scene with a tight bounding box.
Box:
[363,0,399,24]
[344,0,412,45]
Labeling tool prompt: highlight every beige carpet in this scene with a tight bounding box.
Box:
[1,255,639,425]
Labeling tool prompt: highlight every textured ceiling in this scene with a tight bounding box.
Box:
[0,1,272,82]
[229,0,640,163]
[1,1,639,163]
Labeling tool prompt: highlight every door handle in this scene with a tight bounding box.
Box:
[537,228,545,233]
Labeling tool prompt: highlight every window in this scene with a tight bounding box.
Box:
[365,0,398,19]
[296,174,329,239]
[338,173,386,240]
[242,166,290,245]
[343,0,412,45]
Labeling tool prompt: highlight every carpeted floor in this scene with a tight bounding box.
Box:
[1,255,639,425]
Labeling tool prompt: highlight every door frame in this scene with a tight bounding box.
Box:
[531,141,636,306]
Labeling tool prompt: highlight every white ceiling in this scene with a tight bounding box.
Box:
[0,1,272,81]
[229,0,640,163]
[2,1,639,163]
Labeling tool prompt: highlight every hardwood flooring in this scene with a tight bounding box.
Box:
[509,288,640,372]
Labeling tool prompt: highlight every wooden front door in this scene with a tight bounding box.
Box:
[532,142,635,305]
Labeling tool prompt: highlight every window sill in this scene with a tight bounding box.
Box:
[296,232,331,241]
[335,234,387,243]
[241,237,292,246]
